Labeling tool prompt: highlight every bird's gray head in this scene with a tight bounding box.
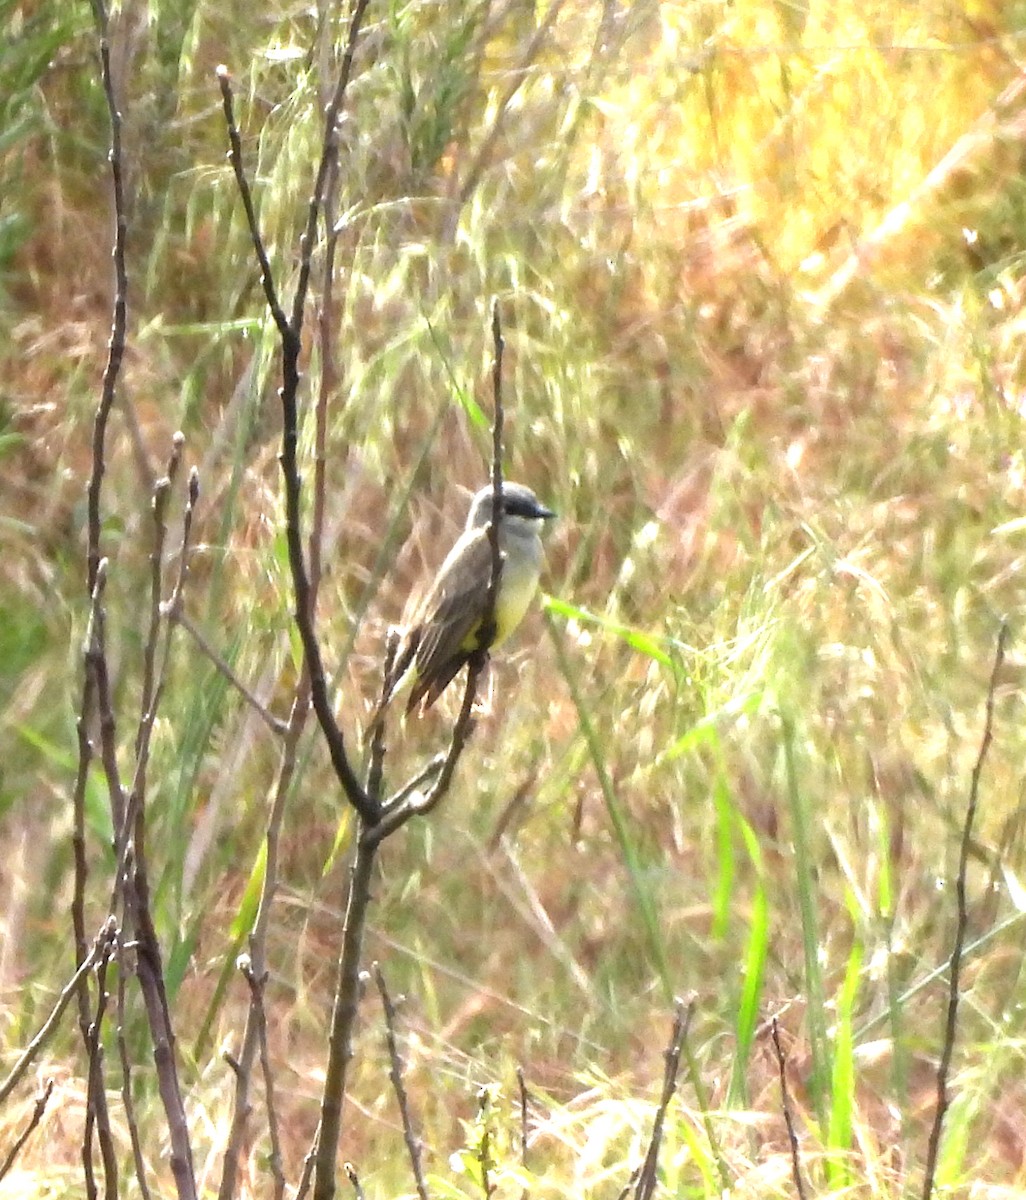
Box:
[466,482,556,535]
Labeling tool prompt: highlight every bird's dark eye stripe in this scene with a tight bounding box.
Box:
[504,497,540,518]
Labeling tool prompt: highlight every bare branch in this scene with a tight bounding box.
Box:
[117,945,153,1200]
[122,440,192,880]
[484,299,505,650]
[138,435,185,757]
[80,5,202,1198]
[217,35,376,825]
[386,754,445,809]
[634,999,693,1200]
[770,1017,808,1200]
[175,609,288,736]
[127,917,197,1199]
[0,920,116,1106]
[218,678,313,1200]
[367,302,508,844]
[475,1087,494,1200]
[289,0,373,335]
[516,1065,529,1171]
[296,1146,316,1200]
[86,562,126,839]
[373,964,429,1200]
[83,934,119,1200]
[366,632,399,803]
[106,448,202,1200]
[0,1079,55,1182]
[71,564,116,1175]
[240,957,286,1200]
[86,0,129,596]
[367,659,484,845]
[310,0,347,606]
[343,1162,366,1200]
[615,1170,641,1200]
[215,67,292,343]
[311,834,377,1200]
[922,622,1009,1200]
[72,601,97,977]
[127,456,200,851]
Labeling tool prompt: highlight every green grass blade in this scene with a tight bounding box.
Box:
[545,610,670,999]
[826,932,863,1190]
[728,814,768,1108]
[782,713,829,1124]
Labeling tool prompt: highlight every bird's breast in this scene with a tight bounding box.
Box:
[493,539,543,646]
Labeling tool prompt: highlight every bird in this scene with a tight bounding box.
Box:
[380,481,556,715]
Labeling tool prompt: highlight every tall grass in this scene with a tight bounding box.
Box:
[3,0,1026,1195]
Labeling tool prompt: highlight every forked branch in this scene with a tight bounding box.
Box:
[216,9,374,825]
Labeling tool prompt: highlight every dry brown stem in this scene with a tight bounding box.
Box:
[922,621,1009,1200]
[771,1016,808,1200]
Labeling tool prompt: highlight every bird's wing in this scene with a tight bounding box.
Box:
[409,530,504,708]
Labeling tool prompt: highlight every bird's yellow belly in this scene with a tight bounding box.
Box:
[460,555,540,651]
[493,563,540,646]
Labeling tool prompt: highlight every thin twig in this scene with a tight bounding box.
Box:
[121,461,200,878]
[117,942,153,1200]
[0,920,117,1105]
[71,565,113,1177]
[138,435,184,760]
[117,459,201,1200]
[295,1145,316,1200]
[165,467,200,619]
[516,1065,530,1195]
[367,659,484,845]
[373,964,429,1200]
[217,47,376,825]
[121,441,187,876]
[634,998,693,1200]
[218,678,314,1200]
[311,831,377,1200]
[343,1163,366,1200]
[367,632,399,804]
[175,609,288,735]
[367,302,508,845]
[310,0,344,605]
[384,753,446,810]
[476,1087,494,1199]
[484,300,505,650]
[0,1079,54,1181]
[86,3,199,1196]
[770,1018,808,1200]
[215,68,291,341]
[217,11,376,1197]
[288,0,372,336]
[615,1170,641,1200]
[922,622,1009,1200]
[86,562,127,840]
[83,935,119,1200]
[516,1066,529,1169]
[127,912,197,1200]
[72,591,98,975]
[86,0,129,596]
[240,957,286,1200]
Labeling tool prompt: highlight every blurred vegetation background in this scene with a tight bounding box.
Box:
[4,0,1026,1195]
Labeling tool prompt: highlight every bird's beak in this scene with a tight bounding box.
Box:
[536,504,557,521]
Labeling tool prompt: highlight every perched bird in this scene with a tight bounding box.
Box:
[382,482,556,714]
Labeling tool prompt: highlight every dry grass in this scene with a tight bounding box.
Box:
[4,0,1026,1196]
